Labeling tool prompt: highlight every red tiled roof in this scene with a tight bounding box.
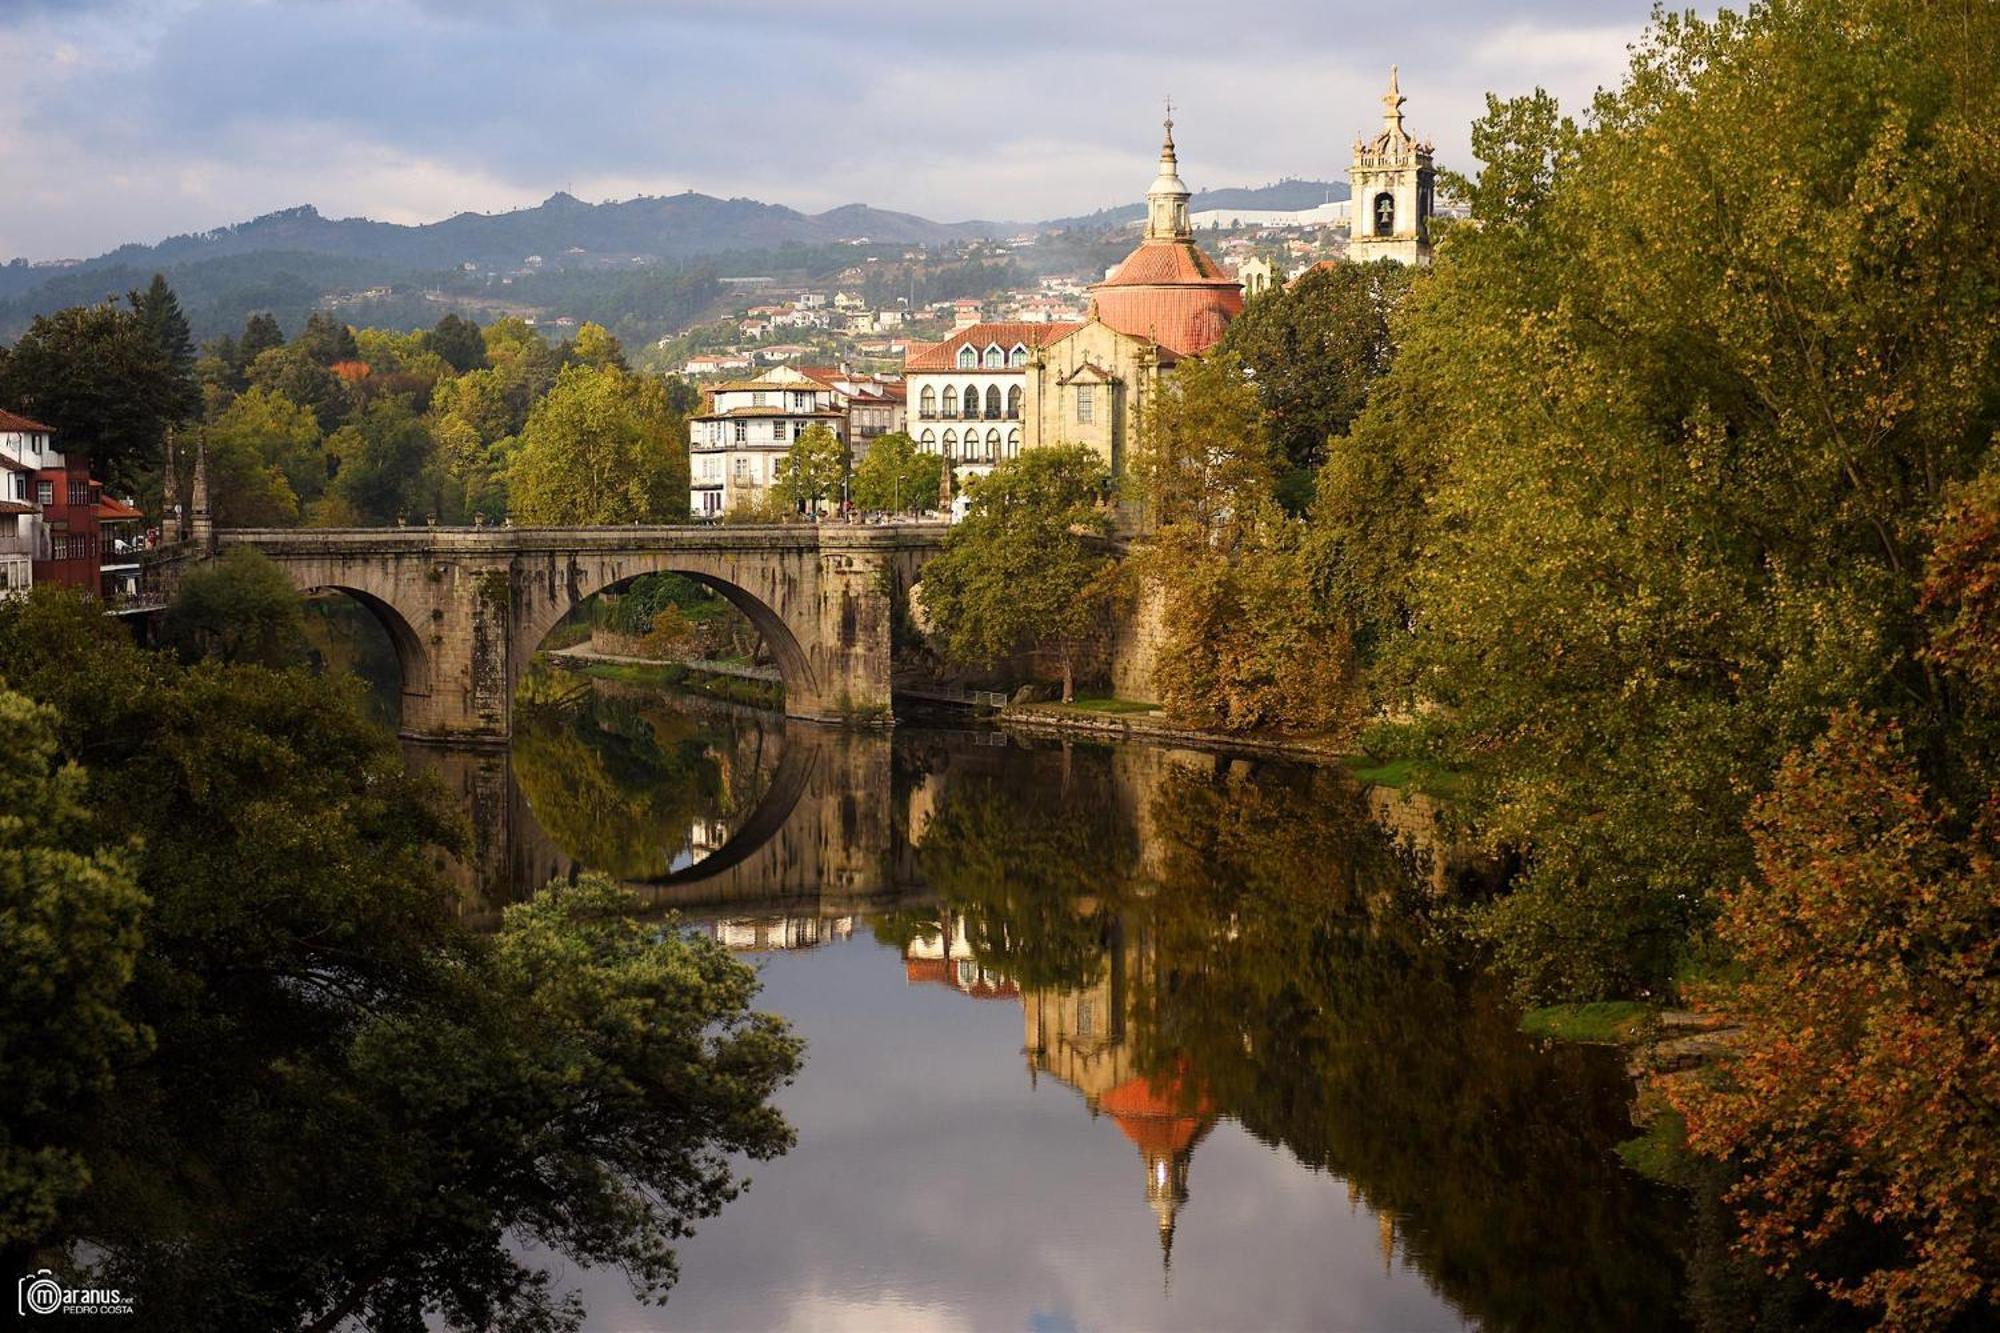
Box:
[0,408,55,434]
[0,499,34,515]
[97,495,145,522]
[904,322,1087,371]
[1091,238,1245,359]
[0,454,32,473]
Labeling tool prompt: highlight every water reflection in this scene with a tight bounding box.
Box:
[410,688,1689,1330]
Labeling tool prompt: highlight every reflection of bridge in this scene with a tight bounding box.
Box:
[407,723,917,926]
[204,524,946,743]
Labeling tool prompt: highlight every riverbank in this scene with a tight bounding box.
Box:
[547,646,785,711]
[997,699,1358,766]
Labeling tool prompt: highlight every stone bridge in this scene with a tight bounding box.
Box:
[214,523,947,743]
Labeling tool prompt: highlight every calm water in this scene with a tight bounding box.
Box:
[408,677,1689,1332]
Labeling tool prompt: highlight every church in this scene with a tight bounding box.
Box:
[905,74,1432,489]
[906,112,1243,486]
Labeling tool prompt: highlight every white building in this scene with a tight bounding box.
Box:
[903,322,1080,484]
[0,409,59,597]
[687,371,846,517]
[1190,199,1350,230]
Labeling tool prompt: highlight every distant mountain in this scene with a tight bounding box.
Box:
[1040,178,1350,231]
[0,179,1346,343]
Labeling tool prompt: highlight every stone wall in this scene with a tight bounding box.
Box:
[1108,575,1168,704]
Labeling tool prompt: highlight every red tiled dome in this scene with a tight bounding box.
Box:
[1092,238,1244,359]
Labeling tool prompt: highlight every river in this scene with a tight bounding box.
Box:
[404,674,1692,1332]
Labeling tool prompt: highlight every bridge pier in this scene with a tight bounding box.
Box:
[218,524,942,744]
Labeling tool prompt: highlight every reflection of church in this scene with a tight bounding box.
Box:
[902,916,1215,1268]
[710,915,853,951]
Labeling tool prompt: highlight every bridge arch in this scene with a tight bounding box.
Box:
[301,582,431,723]
[513,558,820,710]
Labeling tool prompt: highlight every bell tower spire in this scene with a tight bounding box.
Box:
[1349,66,1435,266]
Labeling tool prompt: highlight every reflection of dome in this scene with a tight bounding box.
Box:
[1100,1069,1215,1271]
[1091,113,1244,359]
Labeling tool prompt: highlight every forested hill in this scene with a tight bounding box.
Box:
[0,192,1013,345]
[3,192,1004,296]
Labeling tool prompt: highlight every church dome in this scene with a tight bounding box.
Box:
[1092,111,1245,359]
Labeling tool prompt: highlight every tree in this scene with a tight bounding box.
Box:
[426,313,488,374]
[1325,0,2000,999]
[1131,354,1359,733]
[772,423,848,515]
[0,686,144,1250]
[1217,260,1414,509]
[1666,711,2000,1330]
[0,589,802,1329]
[130,274,201,423]
[237,312,285,365]
[294,312,360,368]
[326,398,448,525]
[203,387,324,526]
[0,301,186,491]
[245,345,345,434]
[567,321,627,370]
[919,445,1113,701]
[508,364,687,525]
[162,547,309,668]
[850,431,943,515]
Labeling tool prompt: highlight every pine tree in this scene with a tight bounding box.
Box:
[130,274,200,423]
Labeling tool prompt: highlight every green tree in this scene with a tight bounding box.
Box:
[162,547,309,668]
[0,591,802,1329]
[130,274,201,423]
[919,445,1113,701]
[246,344,345,434]
[851,431,943,514]
[0,686,144,1250]
[237,312,285,365]
[1129,354,1358,733]
[1328,0,2000,999]
[508,364,687,525]
[294,311,360,368]
[1218,260,1414,509]
[0,301,186,491]
[206,385,326,520]
[326,397,448,525]
[568,321,628,370]
[772,423,848,515]
[426,313,488,374]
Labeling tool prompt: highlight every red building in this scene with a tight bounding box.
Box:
[0,408,112,596]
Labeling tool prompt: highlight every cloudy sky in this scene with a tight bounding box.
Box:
[0,0,1667,261]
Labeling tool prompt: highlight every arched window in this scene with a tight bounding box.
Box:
[962,384,979,418]
[919,428,936,452]
[1374,192,1395,237]
[1006,385,1022,419]
[984,385,1001,419]
[919,385,936,419]
[983,344,1003,368]
[1009,344,1028,367]
[1005,427,1021,459]
[956,345,977,369]
[942,385,958,417]
[986,427,1001,460]
[941,428,958,459]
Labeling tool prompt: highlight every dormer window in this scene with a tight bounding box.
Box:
[983,344,1003,368]
[1009,344,1029,367]
[956,345,978,369]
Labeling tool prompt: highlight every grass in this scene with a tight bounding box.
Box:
[1615,1109,1693,1186]
[572,660,783,711]
[1343,755,1468,798]
[1054,696,1160,715]
[1518,1000,1657,1044]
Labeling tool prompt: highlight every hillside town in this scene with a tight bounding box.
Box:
[679,71,1436,516]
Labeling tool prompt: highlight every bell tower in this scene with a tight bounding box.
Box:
[1348,66,1435,266]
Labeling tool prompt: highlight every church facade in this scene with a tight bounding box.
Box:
[906,113,1244,488]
